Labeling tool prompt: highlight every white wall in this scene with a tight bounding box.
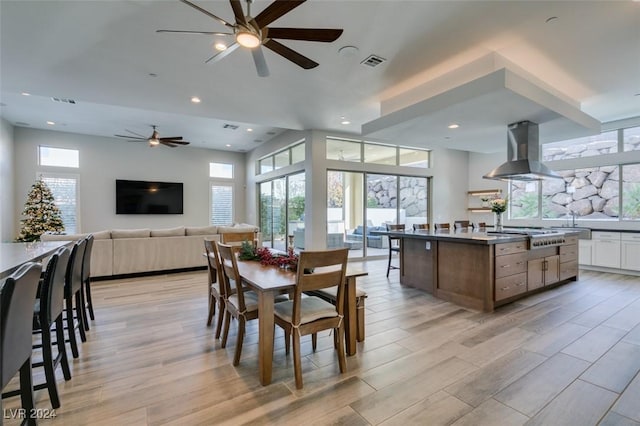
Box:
[429,148,470,225]
[13,127,248,236]
[0,118,15,242]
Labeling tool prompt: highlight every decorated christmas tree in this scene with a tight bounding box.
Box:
[16,177,65,242]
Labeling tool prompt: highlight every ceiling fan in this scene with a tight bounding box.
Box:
[114,126,190,148]
[157,0,344,77]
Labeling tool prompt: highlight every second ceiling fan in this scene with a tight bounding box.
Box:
[157,0,344,77]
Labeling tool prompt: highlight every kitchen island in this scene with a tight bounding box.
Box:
[380,229,579,312]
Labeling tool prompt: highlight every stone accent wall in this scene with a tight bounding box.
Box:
[367,176,427,218]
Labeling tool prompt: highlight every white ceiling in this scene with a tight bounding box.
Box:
[1,1,639,153]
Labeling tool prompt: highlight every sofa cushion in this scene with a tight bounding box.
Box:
[40,232,86,241]
[111,228,151,239]
[151,226,185,237]
[353,226,364,235]
[92,230,111,240]
[185,225,218,236]
[217,224,258,233]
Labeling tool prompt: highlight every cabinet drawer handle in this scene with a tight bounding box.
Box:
[516,282,526,287]
[500,286,509,291]
[516,261,524,265]
[500,264,510,268]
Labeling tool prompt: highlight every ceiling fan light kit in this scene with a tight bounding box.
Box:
[158,0,344,76]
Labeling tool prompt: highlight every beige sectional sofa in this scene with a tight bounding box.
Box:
[41,224,259,278]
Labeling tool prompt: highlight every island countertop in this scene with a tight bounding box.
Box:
[372,229,529,245]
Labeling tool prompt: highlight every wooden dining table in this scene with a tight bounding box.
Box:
[234,259,367,386]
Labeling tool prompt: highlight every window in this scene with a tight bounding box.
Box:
[364,143,396,165]
[399,148,429,168]
[622,164,640,220]
[274,150,290,169]
[541,167,619,220]
[209,162,233,179]
[624,126,640,152]
[41,174,79,234]
[210,184,233,225]
[257,141,305,175]
[39,146,79,168]
[510,181,539,219]
[541,131,618,161]
[326,138,430,168]
[326,138,361,162]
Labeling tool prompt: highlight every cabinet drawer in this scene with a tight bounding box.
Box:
[495,241,527,256]
[560,260,578,280]
[495,252,528,279]
[621,233,640,242]
[592,231,621,241]
[495,273,527,301]
[564,235,578,245]
[560,244,578,263]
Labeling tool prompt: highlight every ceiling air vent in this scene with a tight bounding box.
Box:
[51,97,76,104]
[361,55,386,68]
[223,124,239,130]
[253,139,263,143]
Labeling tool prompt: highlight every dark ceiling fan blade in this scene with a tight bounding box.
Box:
[252,47,270,77]
[166,140,190,145]
[156,30,234,36]
[115,134,147,140]
[205,42,240,63]
[254,0,306,28]
[179,0,235,28]
[161,141,179,147]
[124,129,147,138]
[230,0,246,25]
[159,136,183,141]
[263,39,318,69]
[265,27,343,42]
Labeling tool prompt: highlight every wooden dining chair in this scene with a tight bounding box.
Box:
[435,223,450,231]
[220,232,256,247]
[274,248,349,389]
[204,239,226,339]
[385,224,405,277]
[1,262,41,425]
[454,220,470,230]
[413,223,429,231]
[217,242,260,366]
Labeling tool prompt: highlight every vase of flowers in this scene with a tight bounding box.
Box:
[489,197,507,231]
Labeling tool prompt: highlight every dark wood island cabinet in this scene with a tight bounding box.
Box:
[382,230,580,312]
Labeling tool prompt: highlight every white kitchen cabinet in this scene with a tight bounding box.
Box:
[578,240,593,266]
[621,233,640,271]
[592,232,621,269]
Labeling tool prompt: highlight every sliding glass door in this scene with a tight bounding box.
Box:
[329,170,429,258]
[259,172,305,251]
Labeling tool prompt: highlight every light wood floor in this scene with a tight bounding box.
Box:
[4,260,640,425]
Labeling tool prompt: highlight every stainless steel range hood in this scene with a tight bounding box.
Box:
[483,120,562,181]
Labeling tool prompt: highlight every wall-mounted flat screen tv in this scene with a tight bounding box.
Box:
[116,179,183,214]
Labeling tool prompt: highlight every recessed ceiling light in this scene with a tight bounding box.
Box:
[214,43,227,51]
[21,92,31,96]
[191,96,201,103]
[247,128,253,132]
[225,144,231,147]
[341,120,351,125]
[448,123,460,129]
[46,121,55,125]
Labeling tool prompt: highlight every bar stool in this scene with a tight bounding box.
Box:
[454,220,470,230]
[1,262,42,425]
[385,224,405,277]
[65,239,87,358]
[33,247,72,408]
[413,223,429,231]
